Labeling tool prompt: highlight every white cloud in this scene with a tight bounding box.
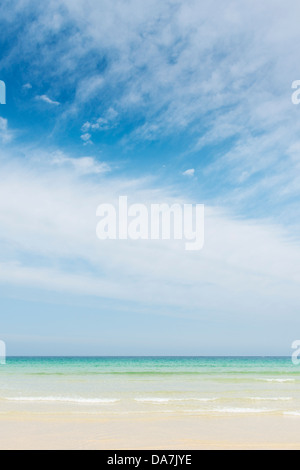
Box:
[23,83,32,90]
[74,75,104,106]
[1,0,300,350]
[10,0,291,218]
[81,122,91,132]
[0,117,13,143]
[51,151,110,175]
[81,108,119,136]
[0,149,300,324]
[36,94,60,106]
[80,132,92,143]
[182,169,195,177]
[4,1,300,208]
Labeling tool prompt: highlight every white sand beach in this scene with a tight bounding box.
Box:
[1,412,300,450]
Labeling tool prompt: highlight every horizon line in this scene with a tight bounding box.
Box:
[4,355,292,358]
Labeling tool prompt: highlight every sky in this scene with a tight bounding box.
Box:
[0,0,300,355]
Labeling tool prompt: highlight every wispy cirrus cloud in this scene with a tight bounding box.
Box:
[0,147,299,322]
[51,150,110,175]
[0,117,13,143]
[1,1,300,353]
[9,0,296,219]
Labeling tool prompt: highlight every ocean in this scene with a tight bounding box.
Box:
[0,356,299,417]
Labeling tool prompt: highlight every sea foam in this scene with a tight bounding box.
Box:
[5,397,119,404]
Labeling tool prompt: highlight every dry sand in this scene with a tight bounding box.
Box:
[1,413,300,449]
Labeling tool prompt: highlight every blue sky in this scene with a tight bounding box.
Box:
[0,0,300,355]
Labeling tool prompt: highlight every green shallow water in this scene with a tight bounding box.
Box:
[0,357,299,416]
[3,355,298,370]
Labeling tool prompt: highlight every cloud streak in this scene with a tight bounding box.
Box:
[1,1,300,352]
[0,118,13,143]
[0,149,299,324]
[36,94,60,106]
[1,0,300,219]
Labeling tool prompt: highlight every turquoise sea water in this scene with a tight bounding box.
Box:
[0,357,299,416]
